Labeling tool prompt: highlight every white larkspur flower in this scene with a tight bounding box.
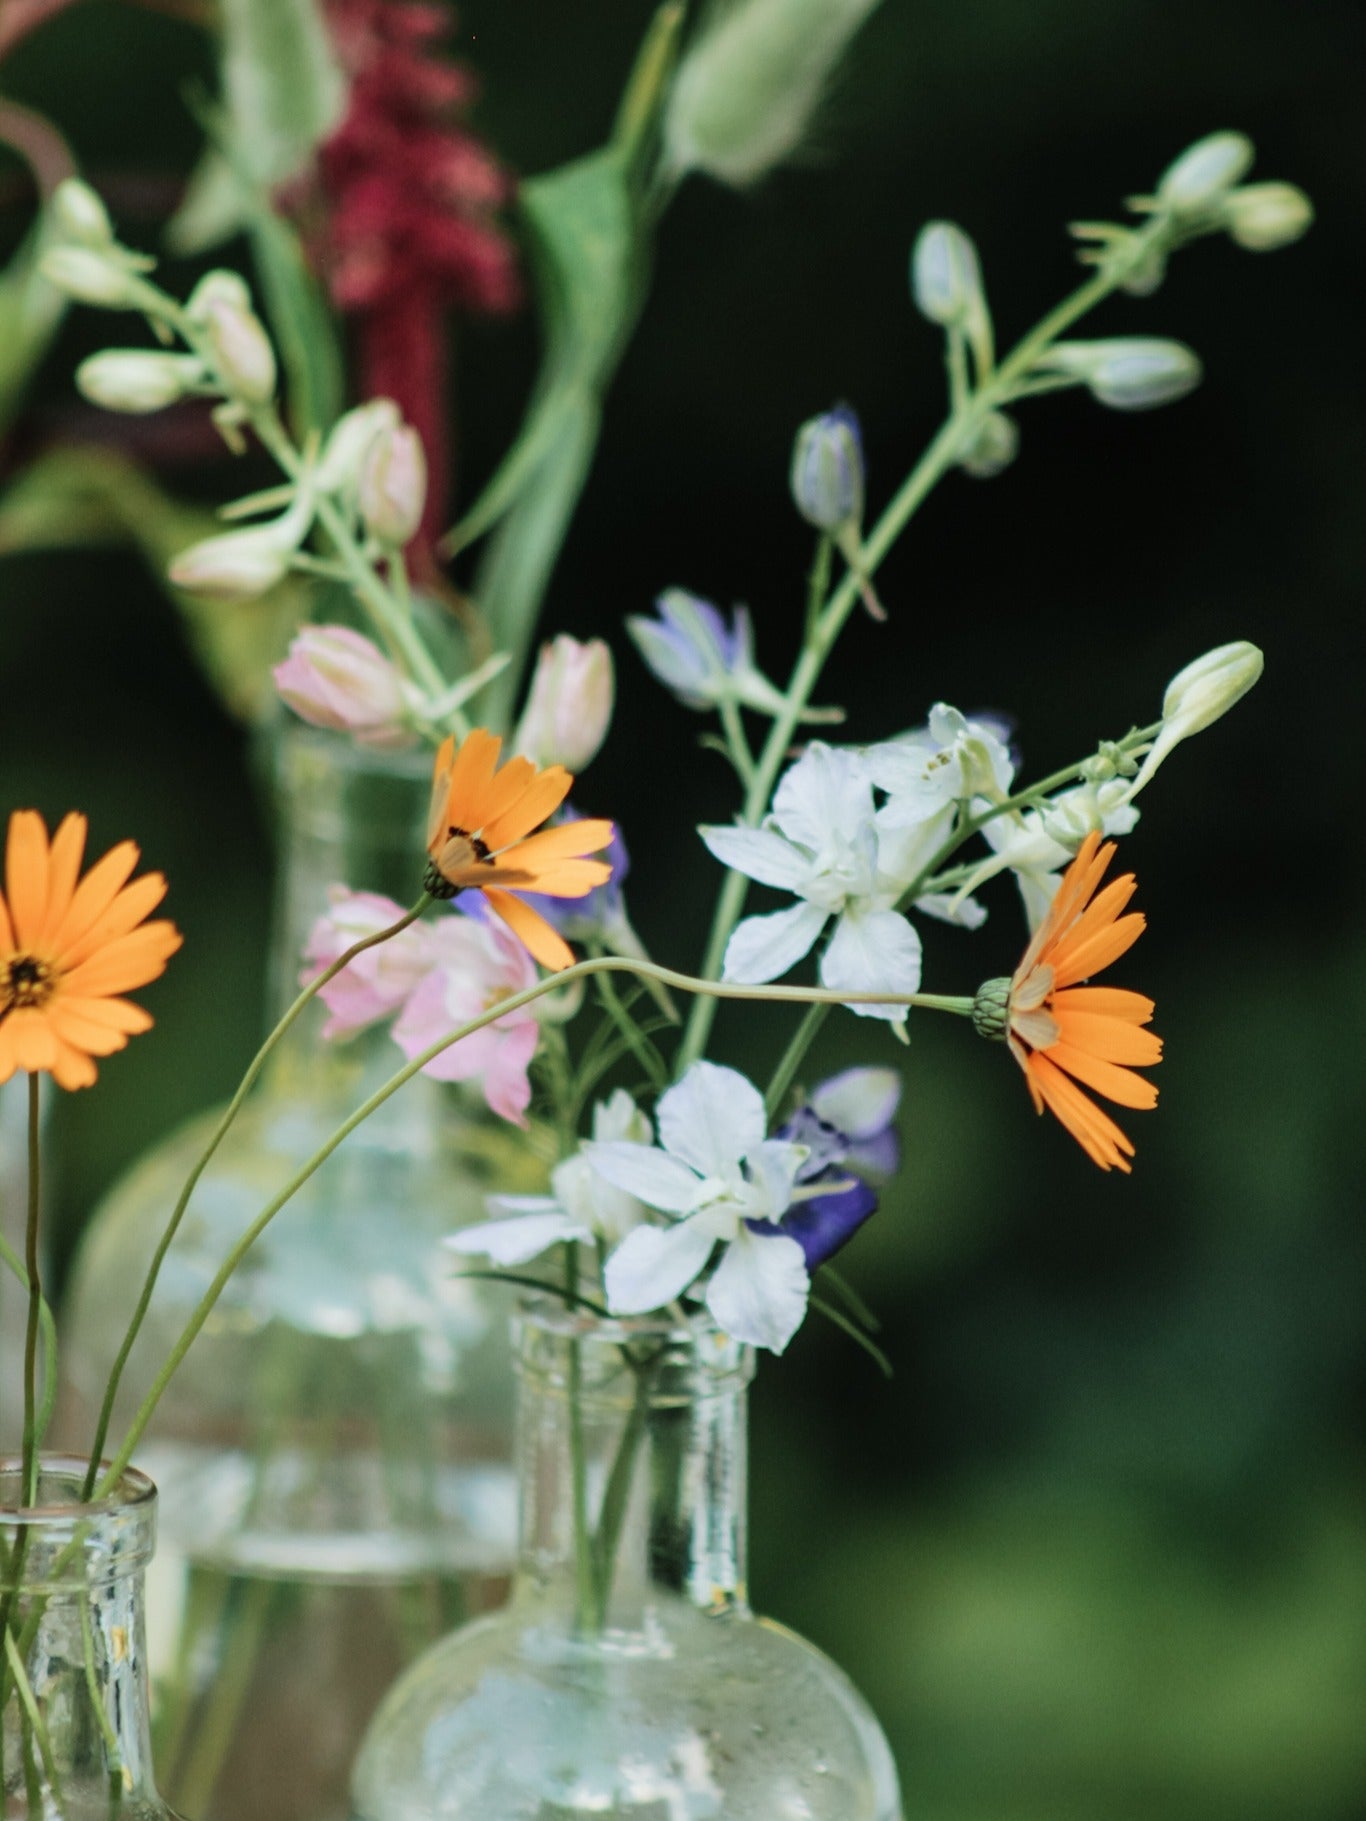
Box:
[446,1090,652,1266]
[865,704,1015,827]
[701,743,923,1027]
[975,777,1140,929]
[591,1062,811,1354]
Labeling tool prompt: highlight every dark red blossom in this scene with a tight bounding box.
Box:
[292,0,520,554]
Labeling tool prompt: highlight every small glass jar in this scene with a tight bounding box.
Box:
[352,1301,904,1820]
[0,1454,182,1819]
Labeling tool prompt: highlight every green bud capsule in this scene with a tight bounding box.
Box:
[911,221,984,328]
[972,978,1012,1042]
[1039,338,1202,411]
[40,247,144,310]
[1222,182,1314,252]
[51,178,115,249]
[790,406,865,530]
[960,411,1019,479]
[76,350,204,413]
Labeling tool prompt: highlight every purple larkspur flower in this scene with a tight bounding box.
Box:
[790,404,865,532]
[626,589,755,711]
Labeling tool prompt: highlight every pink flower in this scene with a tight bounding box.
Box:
[303,888,436,1038]
[514,635,615,772]
[273,626,414,748]
[392,909,539,1125]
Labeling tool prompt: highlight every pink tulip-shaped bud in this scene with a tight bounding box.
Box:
[273,626,414,748]
[358,424,427,547]
[514,635,615,772]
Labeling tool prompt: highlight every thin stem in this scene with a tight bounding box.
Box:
[0,1235,56,1453]
[764,1001,829,1120]
[588,1345,662,1626]
[564,1245,595,1635]
[96,955,974,1495]
[717,696,757,790]
[81,896,430,1496]
[21,1076,41,1509]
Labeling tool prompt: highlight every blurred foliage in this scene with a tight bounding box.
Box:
[0,0,1362,1815]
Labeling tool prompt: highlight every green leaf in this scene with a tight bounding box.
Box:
[0,447,307,722]
[0,212,69,440]
[218,0,346,191]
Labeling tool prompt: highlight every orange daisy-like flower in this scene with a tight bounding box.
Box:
[424,728,614,972]
[0,811,182,1091]
[976,830,1161,1172]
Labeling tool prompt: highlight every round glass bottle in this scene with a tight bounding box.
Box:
[57,724,521,1821]
[352,1302,904,1820]
[0,1455,182,1819]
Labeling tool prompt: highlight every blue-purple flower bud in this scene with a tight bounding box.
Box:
[790,406,865,532]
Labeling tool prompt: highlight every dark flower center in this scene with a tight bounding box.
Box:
[1,953,55,1012]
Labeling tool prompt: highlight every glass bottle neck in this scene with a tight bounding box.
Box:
[511,1307,753,1635]
[0,1458,162,1813]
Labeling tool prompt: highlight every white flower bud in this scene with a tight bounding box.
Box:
[1156,132,1254,214]
[76,350,204,414]
[911,221,985,328]
[1040,338,1202,411]
[169,488,316,602]
[198,297,277,405]
[51,178,116,248]
[40,247,145,310]
[514,635,615,772]
[1131,640,1264,791]
[185,270,254,322]
[663,0,882,187]
[358,424,427,547]
[1222,183,1314,252]
[316,399,402,499]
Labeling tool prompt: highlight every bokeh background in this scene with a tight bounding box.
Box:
[2,2,1363,1816]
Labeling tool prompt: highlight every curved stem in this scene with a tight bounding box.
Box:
[81,896,430,1497]
[21,1077,41,1508]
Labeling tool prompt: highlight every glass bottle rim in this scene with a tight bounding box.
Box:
[0,1455,157,1588]
[513,1295,754,1404]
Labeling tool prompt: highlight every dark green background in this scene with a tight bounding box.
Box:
[2,3,1363,1815]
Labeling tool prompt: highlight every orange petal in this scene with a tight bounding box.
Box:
[1050,912,1145,989]
[0,888,13,954]
[61,921,182,998]
[37,814,88,948]
[45,840,141,959]
[49,1035,98,1090]
[0,1025,16,1086]
[48,1002,135,1057]
[1051,985,1155,1024]
[1016,833,1112,979]
[1046,874,1136,970]
[58,995,154,1035]
[7,1008,58,1073]
[482,888,575,971]
[1052,1008,1162,1067]
[474,754,539,835]
[1043,1037,1158,1110]
[6,812,50,948]
[426,736,457,849]
[445,729,504,832]
[481,767,573,851]
[56,871,168,971]
[1028,1050,1135,1172]
[485,858,612,898]
[498,820,616,867]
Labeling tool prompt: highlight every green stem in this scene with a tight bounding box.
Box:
[96,955,973,1496]
[763,1000,830,1120]
[564,1246,596,1635]
[21,1075,41,1509]
[588,1345,661,1627]
[0,1237,56,1456]
[81,897,430,1497]
[675,231,1166,1078]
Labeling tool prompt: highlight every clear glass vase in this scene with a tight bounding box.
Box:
[56,724,522,1821]
[0,1454,182,1819]
[351,1302,904,1820]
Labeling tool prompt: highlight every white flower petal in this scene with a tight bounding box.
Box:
[444,1210,588,1266]
[721,901,828,984]
[657,1061,766,1180]
[810,1067,902,1140]
[605,1219,717,1314]
[585,1141,703,1213]
[743,1140,808,1221]
[771,744,873,851]
[821,906,923,1024]
[914,890,987,930]
[698,824,813,891]
[705,1229,810,1354]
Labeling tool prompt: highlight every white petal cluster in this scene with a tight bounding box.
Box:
[591,1062,811,1354]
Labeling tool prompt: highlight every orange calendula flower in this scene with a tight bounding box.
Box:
[0,811,182,1091]
[424,728,614,972]
[974,830,1161,1172]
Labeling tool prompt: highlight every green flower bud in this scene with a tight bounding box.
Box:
[1131,640,1264,791]
[358,423,427,547]
[664,0,882,187]
[76,350,204,413]
[1040,338,1202,411]
[200,296,277,405]
[317,399,402,499]
[1222,182,1315,252]
[186,270,254,322]
[51,178,116,249]
[960,411,1019,479]
[911,221,985,328]
[1156,131,1254,214]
